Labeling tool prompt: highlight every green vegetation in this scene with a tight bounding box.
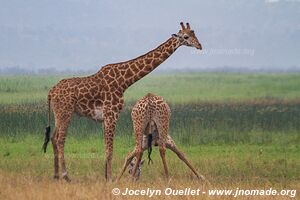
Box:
[0,73,300,104]
[0,102,299,145]
[0,136,299,183]
[0,73,299,199]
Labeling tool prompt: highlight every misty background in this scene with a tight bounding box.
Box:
[0,0,300,74]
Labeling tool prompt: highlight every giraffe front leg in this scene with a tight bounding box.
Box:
[131,150,143,181]
[116,149,137,181]
[103,112,118,182]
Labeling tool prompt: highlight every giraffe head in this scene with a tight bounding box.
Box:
[172,22,202,50]
[128,157,145,178]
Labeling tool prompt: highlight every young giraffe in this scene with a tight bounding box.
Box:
[117,93,205,181]
[42,22,202,182]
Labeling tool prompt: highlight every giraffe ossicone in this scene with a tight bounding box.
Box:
[42,22,202,182]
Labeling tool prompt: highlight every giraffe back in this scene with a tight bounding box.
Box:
[131,93,170,130]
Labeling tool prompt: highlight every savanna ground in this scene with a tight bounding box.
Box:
[0,73,299,199]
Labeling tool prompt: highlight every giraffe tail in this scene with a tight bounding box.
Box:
[42,94,51,153]
[147,134,153,165]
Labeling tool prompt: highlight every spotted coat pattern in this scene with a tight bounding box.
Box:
[117,93,205,181]
[46,22,202,181]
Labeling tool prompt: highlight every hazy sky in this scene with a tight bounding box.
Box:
[0,0,299,71]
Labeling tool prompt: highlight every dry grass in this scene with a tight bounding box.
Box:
[0,171,298,200]
[0,136,299,199]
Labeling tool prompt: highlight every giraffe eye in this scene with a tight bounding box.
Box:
[183,35,189,39]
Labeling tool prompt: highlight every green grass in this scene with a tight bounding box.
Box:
[1,135,299,183]
[0,73,300,104]
[0,102,299,145]
[0,73,299,199]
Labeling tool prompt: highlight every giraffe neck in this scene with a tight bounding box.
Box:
[119,37,181,90]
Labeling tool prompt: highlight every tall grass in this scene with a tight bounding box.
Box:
[0,101,299,145]
[0,73,299,145]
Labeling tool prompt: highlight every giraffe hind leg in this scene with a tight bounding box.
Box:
[159,144,169,179]
[166,137,205,181]
[130,130,144,181]
[55,111,73,182]
[51,127,59,179]
[154,119,169,179]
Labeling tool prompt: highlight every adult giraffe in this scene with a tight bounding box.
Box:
[42,22,202,182]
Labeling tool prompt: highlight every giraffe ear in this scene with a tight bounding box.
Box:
[172,34,178,38]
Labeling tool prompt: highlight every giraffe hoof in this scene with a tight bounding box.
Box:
[199,175,206,181]
[53,175,59,180]
[63,175,71,183]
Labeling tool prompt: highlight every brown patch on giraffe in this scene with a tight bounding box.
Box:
[112,106,118,113]
[80,103,87,111]
[167,48,173,54]
[89,86,98,95]
[162,52,169,59]
[144,65,152,71]
[117,77,125,84]
[109,69,116,77]
[90,76,97,82]
[97,71,104,79]
[85,93,93,100]
[131,64,139,73]
[145,58,152,65]
[147,52,153,58]
[135,62,143,70]
[94,93,102,100]
[105,93,112,101]
[117,103,123,111]
[80,87,88,93]
[156,99,164,104]
[103,84,109,91]
[88,100,94,109]
[138,70,148,77]
[95,100,102,106]
[120,70,126,76]
[124,69,134,79]
[152,59,161,67]
[115,90,122,98]
[104,101,110,106]
[80,98,88,105]
[154,52,160,58]
[110,81,119,91]
[106,76,114,84]
[114,68,121,77]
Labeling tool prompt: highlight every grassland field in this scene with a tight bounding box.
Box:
[0,73,300,104]
[0,73,299,199]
